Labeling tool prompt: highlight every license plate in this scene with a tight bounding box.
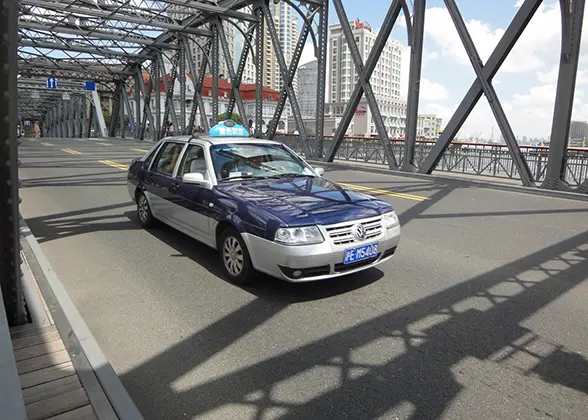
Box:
[344,243,379,265]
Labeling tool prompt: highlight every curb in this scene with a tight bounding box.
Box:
[308,159,588,203]
[19,218,144,420]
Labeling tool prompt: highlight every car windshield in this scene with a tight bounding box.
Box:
[210,143,315,181]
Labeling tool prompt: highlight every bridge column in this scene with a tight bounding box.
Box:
[80,95,88,138]
[90,90,107,137]
[254,2,264,138]
[315,2,329,158]
[541,0,586,192]
[402,0,426,172]
[134,67,143,140]
[0,0,25,325]
[56,103,62,138]
[67,100,75,138]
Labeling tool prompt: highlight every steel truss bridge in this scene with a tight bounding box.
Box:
[0,0,587,325]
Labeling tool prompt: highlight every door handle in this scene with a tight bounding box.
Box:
[169,182,180,192]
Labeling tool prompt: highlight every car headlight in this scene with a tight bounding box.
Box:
[274,226,324,245]
[383,211,400,229]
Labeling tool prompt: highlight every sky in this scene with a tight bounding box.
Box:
[297,0,588,140]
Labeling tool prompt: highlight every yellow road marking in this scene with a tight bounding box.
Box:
[131,148,149,153]
[97,142,112,146]
[62,148,82,155]
[41,142,54,146]
[339,182,428,202]
[99,160,128,171]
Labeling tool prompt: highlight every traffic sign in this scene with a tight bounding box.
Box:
[85,80,96,91]
[47,77,57,89]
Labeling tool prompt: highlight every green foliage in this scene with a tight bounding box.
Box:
[218,113,241,124]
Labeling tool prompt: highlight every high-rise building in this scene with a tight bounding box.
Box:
[297,59,318,117]
[327,19,404,137]
[417,114,443,138]
[570,120,588,142]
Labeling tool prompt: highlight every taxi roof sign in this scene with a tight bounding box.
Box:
[209,120,249,137]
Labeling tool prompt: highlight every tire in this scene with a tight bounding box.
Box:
[136,191,156,228]
[219,227,254,285]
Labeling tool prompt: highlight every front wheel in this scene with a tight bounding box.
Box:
[136,191,156,228]
[219,227,254,285]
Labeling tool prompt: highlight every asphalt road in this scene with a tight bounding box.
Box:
[19,136,588,420]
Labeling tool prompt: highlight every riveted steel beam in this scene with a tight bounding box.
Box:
[0,0,26,325]
[325,0,403,168]
[218,18,249,127]
[541,0,586,191]
[254,4,264,137]
[186,40,210,133]
[315,3,328,158]
[444,0,534,187]
[261,2,310,157]
[266,6,314,140]
[419,0,543,177]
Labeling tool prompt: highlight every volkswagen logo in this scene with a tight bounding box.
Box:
[352,223,366,240]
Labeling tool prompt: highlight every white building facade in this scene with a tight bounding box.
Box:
[327,19,405,137]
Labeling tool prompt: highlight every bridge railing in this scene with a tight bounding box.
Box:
[276,135,588,186]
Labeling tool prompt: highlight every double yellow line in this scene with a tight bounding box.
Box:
[339,182,428,202]
[130,148,149,153]
[41,142,54,146]
[99,160,128,171]
[62,148,82,155]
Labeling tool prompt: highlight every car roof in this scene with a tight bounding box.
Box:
[161,135,282,147]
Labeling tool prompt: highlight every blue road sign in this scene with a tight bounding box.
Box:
[85,80,96,91]
[47,78,57,89]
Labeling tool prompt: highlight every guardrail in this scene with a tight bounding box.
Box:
[277,135,588,186]
[0,288,28,420]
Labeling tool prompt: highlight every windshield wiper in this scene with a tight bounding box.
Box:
[264,173,314,178]
[219,174,271,182]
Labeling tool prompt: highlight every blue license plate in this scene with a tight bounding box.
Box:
[344,243,379,265]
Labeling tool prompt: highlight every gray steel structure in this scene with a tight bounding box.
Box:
[325,0,586,195]
[6,1,329,322]
[2,0,587,322]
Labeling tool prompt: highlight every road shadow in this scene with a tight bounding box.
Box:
[120,229,588,420]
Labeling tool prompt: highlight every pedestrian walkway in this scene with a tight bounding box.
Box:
[0,218,144,420]
[11,325,98,420]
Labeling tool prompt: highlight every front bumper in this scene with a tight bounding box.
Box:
[241,222,401,282]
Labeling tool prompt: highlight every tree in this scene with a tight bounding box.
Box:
[218,112,241,124]
[103,109,111,128]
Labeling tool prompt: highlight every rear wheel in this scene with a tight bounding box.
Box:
[136,191,155,228]
[219,227,254,285]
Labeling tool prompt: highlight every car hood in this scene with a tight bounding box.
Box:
[215,176,392,226]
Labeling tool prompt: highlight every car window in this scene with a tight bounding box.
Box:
[152,142,184,175]
[143,141,163,166]
[177,144,207,179]
[209,143,314,181]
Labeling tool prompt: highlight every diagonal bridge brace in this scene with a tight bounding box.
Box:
[419,0,543,187]
[266,9,314,141]
[261,2,311,158]
[325,0,404,169]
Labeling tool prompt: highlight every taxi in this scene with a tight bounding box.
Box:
[127,120,401,284]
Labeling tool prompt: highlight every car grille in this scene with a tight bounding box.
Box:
[324,217,383,245]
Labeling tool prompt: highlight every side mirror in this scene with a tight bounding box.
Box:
[314,167,325,176]
[183,172,210,188]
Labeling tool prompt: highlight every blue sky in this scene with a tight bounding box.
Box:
[299,0,588,140]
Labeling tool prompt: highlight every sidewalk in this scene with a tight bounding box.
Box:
[1,219,145,420]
